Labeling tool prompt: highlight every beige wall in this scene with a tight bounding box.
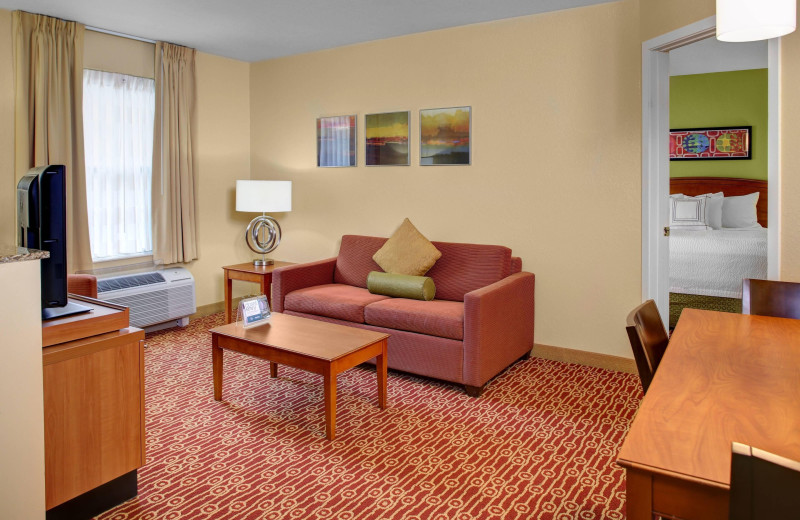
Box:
[0,11,14,246]
[779,31,800,281]
[250,1,643,358]
[0,260,45,519]
[183,51,254,307]
[639,0,715,42]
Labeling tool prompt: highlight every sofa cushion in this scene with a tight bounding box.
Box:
[426,241,512,301]
[334,235,387,288]
[284,284,390,323]
[364,298,464,340]
[372,218,442,276]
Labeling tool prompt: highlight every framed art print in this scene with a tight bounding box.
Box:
[317,115,357,167]
[420,106,471,165]
[669,126,751,160]
[365,111,410,166]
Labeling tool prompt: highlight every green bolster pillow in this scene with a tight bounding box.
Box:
[367,271,436,301]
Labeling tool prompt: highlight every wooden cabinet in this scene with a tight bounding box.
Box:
[42,297,145,511]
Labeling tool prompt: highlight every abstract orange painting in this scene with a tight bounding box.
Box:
[420,107,471,165]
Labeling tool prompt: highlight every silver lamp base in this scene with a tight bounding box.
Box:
[245,214,282,268]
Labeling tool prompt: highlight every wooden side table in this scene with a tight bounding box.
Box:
[222,261,293,324]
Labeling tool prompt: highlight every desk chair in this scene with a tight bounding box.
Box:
[67,274,98,299]
[625,300,669,394]
[742,279,800,319]
[729,442,800,519]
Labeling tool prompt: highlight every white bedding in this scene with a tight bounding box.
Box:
[669,228,768,298]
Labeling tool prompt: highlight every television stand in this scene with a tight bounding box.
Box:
[42,295,145,516]
[41,301,91,320]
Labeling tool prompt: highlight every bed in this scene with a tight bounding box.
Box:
[668,177,768,327]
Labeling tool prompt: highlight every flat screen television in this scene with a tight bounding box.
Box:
[17,165,89,319]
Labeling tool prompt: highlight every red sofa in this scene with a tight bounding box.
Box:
[272,235,535,396]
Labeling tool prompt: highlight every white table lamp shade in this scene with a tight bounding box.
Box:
[717,0,796,42]
[236,180,292,213]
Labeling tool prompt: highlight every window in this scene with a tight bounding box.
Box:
[83,70,155,261]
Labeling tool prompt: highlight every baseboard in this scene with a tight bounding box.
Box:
[191,297,249,320]
[191,301,226,319]
[532,343,636,374]
[46,470,137,520]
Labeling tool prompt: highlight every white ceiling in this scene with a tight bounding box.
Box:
[670,37,767,76]
[0,0,617,62]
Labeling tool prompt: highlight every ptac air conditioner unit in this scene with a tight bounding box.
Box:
[97,267,196,330]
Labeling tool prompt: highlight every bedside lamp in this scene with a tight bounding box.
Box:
[236,180,292,266]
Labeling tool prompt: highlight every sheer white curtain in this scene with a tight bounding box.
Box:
[319,116,354,166]
[83,69,155,261]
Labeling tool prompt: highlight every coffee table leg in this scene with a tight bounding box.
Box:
[377,339,388,409]
[212,336,223,401]
[270,362,278,378]
[324,368,336,440]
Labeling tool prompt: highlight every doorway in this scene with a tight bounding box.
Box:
[641,15,780,320]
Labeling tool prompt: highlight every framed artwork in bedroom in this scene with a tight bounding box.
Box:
[317,115,357,167]
[669,126,751,160]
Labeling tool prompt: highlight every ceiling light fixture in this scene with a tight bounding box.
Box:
[717,0,797,42]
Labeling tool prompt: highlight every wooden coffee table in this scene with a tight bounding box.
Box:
[210,313,389,440]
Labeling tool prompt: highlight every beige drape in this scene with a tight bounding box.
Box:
[152,42,198,264]
[13,11,93,272]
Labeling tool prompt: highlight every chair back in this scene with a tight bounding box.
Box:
[742,279,800,319]
[729,442,800,520]
[625,300,669,394]
[67,274,98,299]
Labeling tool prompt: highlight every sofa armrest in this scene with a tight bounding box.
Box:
[272,258,337,312]
[463,271,535,387]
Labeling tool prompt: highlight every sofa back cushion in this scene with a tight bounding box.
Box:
[334,235,387,288]
[426,241,512,301]
[335,235,512,301]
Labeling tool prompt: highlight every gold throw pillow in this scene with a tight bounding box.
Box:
[373,218,442,276]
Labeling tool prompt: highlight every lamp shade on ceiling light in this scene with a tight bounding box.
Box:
[236,180,292,213]
[717,0,796,42]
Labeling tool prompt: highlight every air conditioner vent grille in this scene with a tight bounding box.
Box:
[104,285,195,329]
[98,272,166,293]
[96,268,196,329]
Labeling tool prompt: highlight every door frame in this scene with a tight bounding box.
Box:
[641,15,780,319]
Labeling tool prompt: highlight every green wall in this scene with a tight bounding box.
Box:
[670,69,767,180]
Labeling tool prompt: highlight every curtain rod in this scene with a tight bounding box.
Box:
[86,25,156,44]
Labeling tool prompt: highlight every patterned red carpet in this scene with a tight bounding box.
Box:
[97,313,640,520]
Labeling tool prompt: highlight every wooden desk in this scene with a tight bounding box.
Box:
[618,309,800,520]
[223,261,293,324]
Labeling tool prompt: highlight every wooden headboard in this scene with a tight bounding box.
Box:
[670,176,768,228]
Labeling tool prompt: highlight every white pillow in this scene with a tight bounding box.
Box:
[670,196,712,230]
[700,192,724,229]
[722,192,759,228]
